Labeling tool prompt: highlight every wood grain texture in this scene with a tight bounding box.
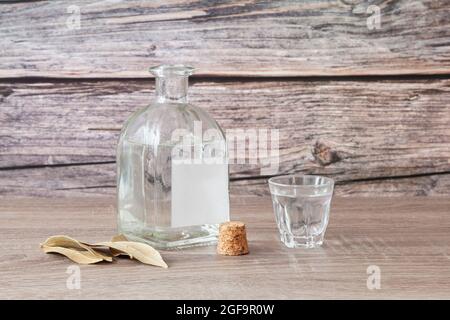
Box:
[1,0,450,78]
[0,196,449,299]
[2,162,450,197]
[232,173,450,197]
[1,78,450,196]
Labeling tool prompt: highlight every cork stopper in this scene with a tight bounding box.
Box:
[217,221,249,256]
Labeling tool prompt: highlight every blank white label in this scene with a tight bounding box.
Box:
[171,162,230,228]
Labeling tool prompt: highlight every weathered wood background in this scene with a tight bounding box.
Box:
[0,0,449,197]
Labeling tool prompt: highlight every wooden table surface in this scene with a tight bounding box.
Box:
[0,196,449,299]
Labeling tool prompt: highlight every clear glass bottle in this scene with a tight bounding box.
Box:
[117,65,230,249]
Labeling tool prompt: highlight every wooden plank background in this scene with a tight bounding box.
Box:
[0,0,449,197]
[1,0,449,77]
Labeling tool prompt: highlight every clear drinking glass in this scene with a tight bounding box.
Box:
[268,175,334,248]
[117,65,230,249]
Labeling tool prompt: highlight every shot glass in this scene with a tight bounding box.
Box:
[268,175,334,248]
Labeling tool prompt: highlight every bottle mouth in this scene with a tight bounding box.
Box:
[149,64,195,77]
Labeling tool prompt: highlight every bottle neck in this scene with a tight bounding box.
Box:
[155,75,189,104]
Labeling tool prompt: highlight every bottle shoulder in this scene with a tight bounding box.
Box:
[119,102,225,146]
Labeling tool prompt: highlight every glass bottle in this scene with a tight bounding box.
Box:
[117,65,230,249]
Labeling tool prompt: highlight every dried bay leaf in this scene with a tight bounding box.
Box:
[40,235,167,268]
[42,235,113,262]
[112,234,128,242]
[95,241,168,268]
[109,234,129,256]
[41,245,103,264]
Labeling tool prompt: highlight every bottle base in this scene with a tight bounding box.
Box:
[119,224,219,250]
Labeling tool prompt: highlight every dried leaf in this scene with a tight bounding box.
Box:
[41,235,113,262]
[41,245,103,264]
[40,235,167,268]
[95,241,168,268]
[112,234,128,242]
[109,234,129,256]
